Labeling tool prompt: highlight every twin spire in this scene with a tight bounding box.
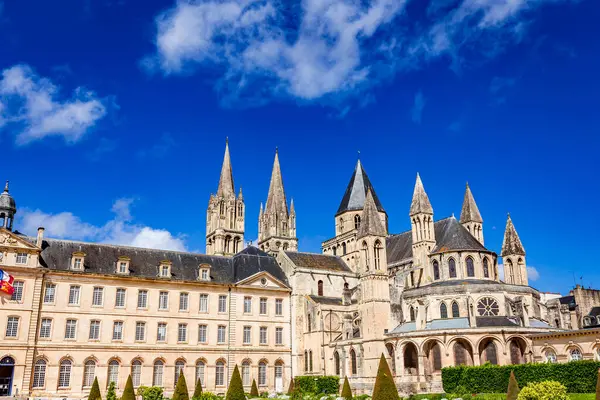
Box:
[501,214,526,256]
[265,148,291,217]
[357,189,386,238]
[409,173,433,216]
[460,183,483,223]
[216,139,236,198]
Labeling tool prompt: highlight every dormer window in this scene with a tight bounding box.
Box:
[16,253,28,265]
[159,261,172,278]
[71,252,85,270]
[198,264,211,281]
[117,257,130,274]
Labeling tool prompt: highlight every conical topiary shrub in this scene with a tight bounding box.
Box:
[596,369,600,400]
[173,373,190,400]
[341,376,352,400]
[507,370,520,400]
[193,378,203,398]
[372,354,399,400]
[287,378,295,395]
[121,375,136,400]
[88,377,102,400]
[106,381,117,400]
[250,378,259,397]
[226,365,246,400]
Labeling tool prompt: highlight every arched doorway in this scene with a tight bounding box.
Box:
[385,343,396,375]
[453,340,474,366]
[509,338,527,365]
[403,343,419,375]
[479,338,498,365]
[0,356,15,396]
[424,341,443,374]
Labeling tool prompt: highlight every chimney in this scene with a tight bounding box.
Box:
[36,227,45,247]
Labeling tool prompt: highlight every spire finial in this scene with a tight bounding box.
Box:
[3,181,8,193]
[226,136,229,144]
[275,146,278,154]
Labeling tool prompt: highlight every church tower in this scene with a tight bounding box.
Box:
[357,189,391,378]
[206,140,245,256]
[0,181,17,231]
[460,183,484,244]
[501,214,528,286]
[258,149,297,254]
[409,173,435,284]
[321,159,386,272]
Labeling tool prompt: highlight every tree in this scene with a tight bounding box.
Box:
[193,378,203,398]
[122,375,136,400]
[106,381,117,400]
[341,376,352,400]
[250,378,259,397]
[596,368,600,400]
[507,370,520,400]
[371,354,399,400]
[88,377,102,400]
[226,365,246,400]
[173,374,190,400]
[287,378,295,395]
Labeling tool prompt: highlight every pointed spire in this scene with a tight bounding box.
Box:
[460,183,483,223]
[216,139,235,197]
[501,214,525,256]
[409,173,433,216]
[238,186,243,200]
[265,148,288,216]
[358,189,387,238]
[259,202,263,216]
[337,159,385,215]
[290,198,295,215]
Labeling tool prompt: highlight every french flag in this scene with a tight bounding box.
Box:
[0,269,15,295]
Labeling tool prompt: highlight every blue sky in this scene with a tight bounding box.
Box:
[1,0,598,295]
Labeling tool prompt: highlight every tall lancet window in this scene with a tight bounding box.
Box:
[354,215,361,230]
[483,258,490,278]
[448,258,457,278]
[362,241,369,270]
[466,257,475,277]
[433,260,440,280]
[374,240,382,270]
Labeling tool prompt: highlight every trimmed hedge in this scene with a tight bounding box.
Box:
[294,376,340,394]
[442,361,600,394]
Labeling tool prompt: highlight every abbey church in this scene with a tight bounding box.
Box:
[0,141,598,399]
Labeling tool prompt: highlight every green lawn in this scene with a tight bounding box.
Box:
[404,394,594,400]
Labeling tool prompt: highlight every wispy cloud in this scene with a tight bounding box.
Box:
[490,76,517,104]
[19,198,187,251]
[411,90,426,124]
[143,0,573,108]
[0,64,111,145]
[136,132,176,159]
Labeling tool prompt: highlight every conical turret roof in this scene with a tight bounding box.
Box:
[216,139,235,197]
[0,181,16,213]
[460,183,483,223]
[409,173,433,216]
[336,159,385,216]
[265,149,289,216]
[358,189,387,238]
[501,214,525,256]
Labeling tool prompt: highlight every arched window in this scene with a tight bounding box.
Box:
[374,240,382,269]
[332,247,337,256]
[453,341,473,366]
[153,360,164,387]
[569,349,583,362]
[477,297,500,316]
[108,360,119,385]
[342,242,347,255]
[317,280,323,296]
[506,259,514,282]
[448,258,457,278]
[362,241,369,270]
[215,361,225,386]
[304,351,308,372]
[509,340,525,365]
[430,342,442,372]
[466,257,475,277]
[386,343,396,375]
[483,258,490,278]
[241,361,250,386]
[33,359,46,388]
[409,306,416,322]
[334,352,341,376]
[307,314,311,332]
[196,360,205,386]
[131,360,142,387]
[440,303,448,319]
[451,302,460,318]
[403,343,419,375]
[274,361,283,391]
[58,359,72,388]
[433,260,440,280]
[258,361,267,386]
[174,360,185,387]
[354,215,361,230]
[83,360,96,387]
[545,351,557,363]
[481,340,498,365]
[350,349,357,375]
[309,350,313,372]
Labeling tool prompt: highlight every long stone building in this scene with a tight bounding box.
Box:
[0,141,597,399]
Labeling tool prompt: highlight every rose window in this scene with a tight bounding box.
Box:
[477,297,500,316]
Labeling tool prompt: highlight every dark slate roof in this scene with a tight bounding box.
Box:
[32,237,288,286]
[588,307,600,317]
[285,251,353,273]
[559,295,577,310]
[476,316,521,327]
[386,217,490,265]
[336,160,385,216]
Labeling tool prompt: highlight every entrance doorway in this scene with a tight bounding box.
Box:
[0,356,15,396]
[274,363,283,393]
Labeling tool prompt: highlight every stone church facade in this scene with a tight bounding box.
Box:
[0,141,595,399]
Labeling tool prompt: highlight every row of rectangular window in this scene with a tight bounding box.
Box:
[42,284,284,315]
[31,318,285,345]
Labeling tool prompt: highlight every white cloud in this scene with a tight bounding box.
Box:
[18,198,187,252]
[144,0,571,105]
[0,64,109,144]
[411,90,426,124]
